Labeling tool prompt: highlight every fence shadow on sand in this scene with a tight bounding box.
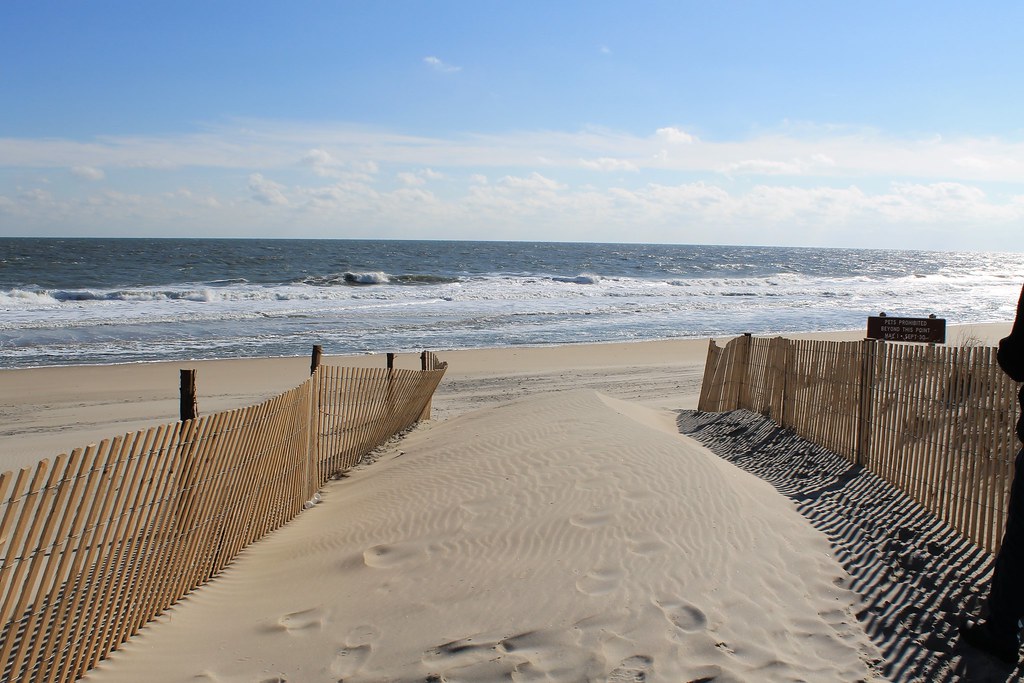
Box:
[679,409,1019,683]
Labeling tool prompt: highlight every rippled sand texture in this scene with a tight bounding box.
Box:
[84,390,881,682]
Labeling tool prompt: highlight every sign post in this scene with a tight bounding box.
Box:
[866,314,946,344]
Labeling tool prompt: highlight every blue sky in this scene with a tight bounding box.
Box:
[1,1,1022,250]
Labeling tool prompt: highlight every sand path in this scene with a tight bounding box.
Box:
[83,390,882,682]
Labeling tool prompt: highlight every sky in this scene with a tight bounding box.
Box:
[1,1,1022,251]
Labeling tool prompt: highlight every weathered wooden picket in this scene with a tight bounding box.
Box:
[0,352,446,683]
[698,335,1019,554]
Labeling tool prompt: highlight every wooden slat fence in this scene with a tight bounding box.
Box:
[0,353,447,683]
[698,335,1019,554]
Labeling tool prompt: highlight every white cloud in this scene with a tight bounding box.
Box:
[397,172,425,186]
[955,156,992,171]
[300,148,336,168]
[299,149,382,181]
[398,168,445,186]
[891,181,986,204]
[721,159,804,176]
[424,56,461,73]
[352,160,379,175]
[6,168,1024,249]
[248,173,289,206]
[85,190,145,208]
[498,172,566,192]
[656,127,696,144]
[71,165,105,181]
[300,180,377,209]
[4,118,1024,248]
[166,187,222,208]
[4,121,1024,184]
[579,157,639,172]
[720,154,841,177]
[19,188,52,203]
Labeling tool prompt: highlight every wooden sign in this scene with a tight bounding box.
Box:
[867,315,946,344]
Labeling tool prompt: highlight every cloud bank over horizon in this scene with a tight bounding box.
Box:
[2,120,1022,250]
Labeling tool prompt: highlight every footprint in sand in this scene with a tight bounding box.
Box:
[362,543,426,569]
[623,488,658,503]
[329,644,372,678]
[346,624,381,646]
[627,535,668,556]
[275,607,324,633]
[329,625,380,678]
[422,636,500,669]
[575,568,624,595]
[569,509,614,528]
[608,654,653,682]
[656,599,707,632]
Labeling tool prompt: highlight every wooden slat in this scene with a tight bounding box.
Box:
[42,442,105,683]
[165,411,230,600]
[3,452,73,679]
[108,423,180,645]
[971,347,992,548]
[19,447,88,682]
[126,419,202,635]
[58,438,132,682]
[919,346,944,512]
[943,346,970,536]
[906,345,926,504]
[940,347,960,530]
[89,426,167,661]
[73,433,143,672]
[0,463,49,628]
[964,344,986,546]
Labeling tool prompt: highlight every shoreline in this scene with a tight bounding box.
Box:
[1,322,1012,472]
[1,319,1011,371]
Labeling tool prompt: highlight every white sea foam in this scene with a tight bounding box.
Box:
[344,271,390,284]
[2,239,1023,367]
[551,274,602,284]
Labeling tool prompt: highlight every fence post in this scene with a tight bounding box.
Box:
[308,345,322,490]
[179,369,197,421]
[724,336,741,411]
[733,333,753,411]
[780,339,794,429]
[768,337,786,424]
[419,351,433,421]
[856,338,878,467]
[310,345,322,375]
[386,353,395,370]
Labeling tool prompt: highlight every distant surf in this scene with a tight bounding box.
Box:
[1,238,1022,368]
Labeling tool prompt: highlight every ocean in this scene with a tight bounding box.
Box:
[1,238,1023,369]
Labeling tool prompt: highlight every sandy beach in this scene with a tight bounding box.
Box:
[0,322,1015,681]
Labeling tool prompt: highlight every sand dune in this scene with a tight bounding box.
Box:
[84,390,881,682]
